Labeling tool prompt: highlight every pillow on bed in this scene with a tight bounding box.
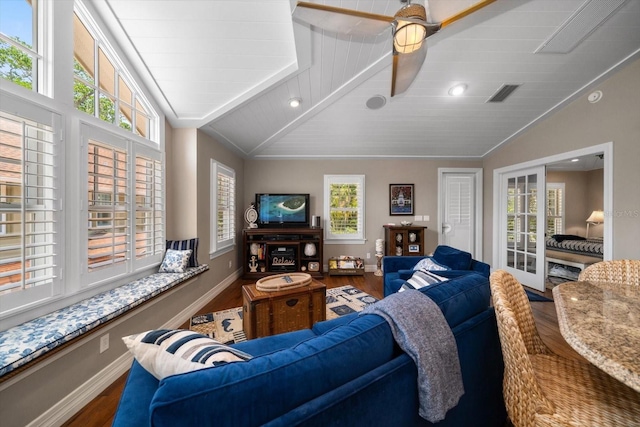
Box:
[551,234,586,242]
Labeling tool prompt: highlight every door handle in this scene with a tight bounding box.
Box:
[442,223,452,234]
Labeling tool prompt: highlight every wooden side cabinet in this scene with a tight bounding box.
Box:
[242,228,323,279]
[383,225,427,256]
[242,282,326,339]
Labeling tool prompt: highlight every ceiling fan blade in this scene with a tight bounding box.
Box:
[427,0,496,28]
[391,43,428,97]
[293,2,394,37]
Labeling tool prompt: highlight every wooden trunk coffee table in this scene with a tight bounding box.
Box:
[242,279,326,339]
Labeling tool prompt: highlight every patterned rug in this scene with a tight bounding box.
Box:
[190,285,377,344]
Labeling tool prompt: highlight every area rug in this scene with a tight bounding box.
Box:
[525,289,553,302]
[189,285,377,344]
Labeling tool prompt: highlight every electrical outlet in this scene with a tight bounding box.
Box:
[100,334,109,353]
[366,253,371,259]
[228,260,232,268]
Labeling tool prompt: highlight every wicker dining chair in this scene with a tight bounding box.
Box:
[490,270,640,427]
[579,259,640,285]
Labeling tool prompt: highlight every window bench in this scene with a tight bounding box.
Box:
[0,265,208,378]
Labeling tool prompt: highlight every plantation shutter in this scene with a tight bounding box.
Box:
[87,141,129,272]
[210,160,235,256]
[0,109,58,298]
[134,154,163,260]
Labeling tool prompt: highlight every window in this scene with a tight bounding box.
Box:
[210,160,235,257]
[0,0,40,91]
[1,2,164,326]
[87,138,129,275]
[546,183,564,235]
[134,153,164,262]
[73,4,155,140]
[0,101,60,307]
[324,175,365,243]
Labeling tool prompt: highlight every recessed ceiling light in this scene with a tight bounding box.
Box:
[289,98,302,108]
[571,158,580,162]
[448,84,467,97]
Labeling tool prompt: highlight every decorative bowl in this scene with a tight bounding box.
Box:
[400,221,412,226]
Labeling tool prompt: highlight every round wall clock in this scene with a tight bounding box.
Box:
[245,204,258,228]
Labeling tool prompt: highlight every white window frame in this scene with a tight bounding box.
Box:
[0,94,62,316]
[210,159,236,258]
[133,145,164,271]
[546,182,565,235]
[0,2,166,329]
[81,123,130,286]
[323,174,366,244]
[73,2,158,143]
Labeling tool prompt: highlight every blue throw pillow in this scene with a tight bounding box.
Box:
[166,238,199,267]
[433,245,472,270]
[159,249,192,273]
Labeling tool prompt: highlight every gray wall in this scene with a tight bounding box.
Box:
[243,158,482,264]
[482,57,640,261]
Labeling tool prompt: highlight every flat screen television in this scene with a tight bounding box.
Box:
[255,193,310,228]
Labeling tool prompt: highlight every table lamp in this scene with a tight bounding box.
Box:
[585,210,604,238]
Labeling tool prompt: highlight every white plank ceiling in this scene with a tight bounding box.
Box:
[99,0,640,159]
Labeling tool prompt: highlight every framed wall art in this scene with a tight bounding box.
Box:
[389,184,414,215]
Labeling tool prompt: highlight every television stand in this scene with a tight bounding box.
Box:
[242,228,323,279]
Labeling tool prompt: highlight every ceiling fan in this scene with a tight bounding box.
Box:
[293,0,496,97]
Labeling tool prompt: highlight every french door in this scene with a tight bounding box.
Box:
[500,166,546,291]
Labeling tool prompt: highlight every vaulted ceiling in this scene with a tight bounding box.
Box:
[96,0,640,159]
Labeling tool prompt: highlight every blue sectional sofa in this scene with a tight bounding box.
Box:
[384,245,491,296]
[113,260,505,426]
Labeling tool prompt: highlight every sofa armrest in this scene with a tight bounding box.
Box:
[470,259,490,278]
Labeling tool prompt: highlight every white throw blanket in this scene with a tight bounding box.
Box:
[361,290,464,422]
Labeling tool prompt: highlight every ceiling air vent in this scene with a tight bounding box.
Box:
[487,84,520,103]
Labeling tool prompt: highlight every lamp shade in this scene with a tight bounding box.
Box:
[586,210,604,223]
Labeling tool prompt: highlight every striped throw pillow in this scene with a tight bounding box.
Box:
[400,269,449,292]
[122,329,252,380]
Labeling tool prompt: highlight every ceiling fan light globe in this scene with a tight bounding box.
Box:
[393,3,428,54]
[394,21,426,53]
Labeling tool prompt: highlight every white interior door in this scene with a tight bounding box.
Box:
[500,166,546,291]
[438,169,482,258]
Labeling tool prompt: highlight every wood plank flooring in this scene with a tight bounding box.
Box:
[61,273,580,427]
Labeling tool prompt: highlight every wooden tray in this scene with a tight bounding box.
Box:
[255,272,312,292]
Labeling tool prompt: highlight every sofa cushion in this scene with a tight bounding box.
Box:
[412,257,450,272]
[433,245,472,270]
[231,328,317,356]
[122,329,252,380]
[419,272,490,329]
[149,314,395,426]
[158,249,192,273]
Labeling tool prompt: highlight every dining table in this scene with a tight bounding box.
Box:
[553,280,640,392]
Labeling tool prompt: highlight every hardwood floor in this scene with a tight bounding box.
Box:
[61,273,580,427]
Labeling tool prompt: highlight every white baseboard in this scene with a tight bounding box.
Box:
[25,270,239,427]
